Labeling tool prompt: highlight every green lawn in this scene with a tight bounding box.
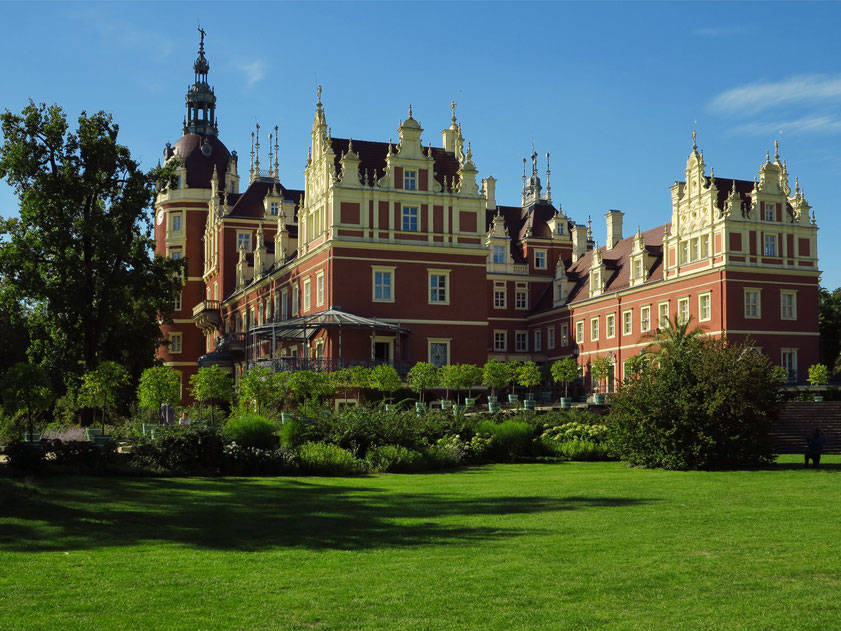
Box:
[1,457,840,630]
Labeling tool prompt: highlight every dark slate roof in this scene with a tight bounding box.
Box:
[329,138,461,188]
[226,180,302,222]
[172,133,231,189]
[484,202,575,265]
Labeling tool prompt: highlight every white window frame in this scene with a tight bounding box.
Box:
[764,234,777,257]
[575,321,584,344]
[744,288,761,319]
[622,310,633,336]
[270,201,280,216]
[402,206,419,232]
[292,285,299,316]
[515,289,528,310]
[640,305,651,332]
[534,250,547,270]
[428,269,450,305]
[316,271,325,307]
[534,329,542,352]
[590,317,600,342]
[303,278,311,312]
[699,292,711,322]
[492,245,506,264]
[547,326,556,350]
[765,203,775,222]
[781,348,798,382]
[173,291,182,312]
[169,249,183,261]
[428,338,451,368]
[606,313,616,339]
[170,212,183,234]
[494,330,507,352]
[677,296,690,325]
[781,291,797,321]
[280,289,288,320]
[372,266,395,303]
[493,288,506,309]
[560,324,569,347]
[236,231,252,252]
[169,332,182,354]
[658,302,669,329]
[515,330,528,353]
[404,170,417,191]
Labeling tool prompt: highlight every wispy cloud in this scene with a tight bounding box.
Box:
[693,26,749,37]
[711,75,841,114]
[233,60,267,88]
[730,115,841,136]
[71,7,174,62]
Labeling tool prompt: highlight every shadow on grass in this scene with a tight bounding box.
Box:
[768,463,841,472]
[0,476,656,553]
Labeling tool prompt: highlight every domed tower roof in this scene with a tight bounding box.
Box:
[163,28,233,190]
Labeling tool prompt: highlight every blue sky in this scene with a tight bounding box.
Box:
[2,1,840,288]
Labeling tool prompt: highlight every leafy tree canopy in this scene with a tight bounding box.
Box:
[78,360,130,430]
[137,366,181,414]
[819,287,841,374]
[0,102,184,387]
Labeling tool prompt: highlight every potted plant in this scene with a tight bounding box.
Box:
[551,357,579,409]
[482,360,508,410]
[518,361,542,410]
[408,362,439,413]
[506,361,521,404]
[808,363,830,401]
[370,364,402,410]
[438,364,459,409]
[461,364,483,407]
[590,355,612,405]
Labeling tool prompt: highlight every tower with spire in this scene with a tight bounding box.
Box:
[183,27,218,137]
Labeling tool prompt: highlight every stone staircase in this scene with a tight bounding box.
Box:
[771,402,841,454]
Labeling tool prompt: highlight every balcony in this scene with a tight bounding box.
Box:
[192,300,220,332]
[487,262,530,275]
[216,332,245,354]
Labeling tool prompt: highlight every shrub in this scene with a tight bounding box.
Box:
[542,422,609,446]
[550,440,610,461]
[223,412,278,450]
[5,441,46,474]
[366,444,425,473]
[129,425,225,475]
[41,423,87,442]
[43,439,118,472]
[423,436,465,469]
[475,420,536,461]
[297,442,361,476]
[222,444,298,476]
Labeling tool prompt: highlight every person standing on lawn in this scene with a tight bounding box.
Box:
[805,428,825,467]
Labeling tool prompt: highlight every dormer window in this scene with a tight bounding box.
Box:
[270,202,279,216]
[764,234,777,256]
[590,269,602,297]
[404,170,417,190]
[534,251,547,269]
[556,222,564,235]
[237,232,251,251]
[492,245,505,264]
[765,203,775,221]
[634,258,643,280]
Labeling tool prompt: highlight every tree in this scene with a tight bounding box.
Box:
[517,361,542,396]
[347,365,371,402]
[137,366,181,422]
[482,359,509,398]
[551,358,579,398]
[370,364,402,404]
[407,362,439,403]
[819,287,841,374]
[609,336,780,470]
[438,364,460,403]
[189,365,234,424]
[460,364,483,400]
[238,366,275,414]
[78,361,129,433]
[1,362,52,439]
[645,314,704,360]
[590,355,612,394]
[0,102,185,386]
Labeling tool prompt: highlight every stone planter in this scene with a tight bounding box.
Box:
[560,397,572,409]
[415,402,426,412]
[523,399,536,411]
[464,397,477,407]
[487,395,498,404]
[593,393,606,405]
[453,404,466,414]
[488,402,501,413]
[813,394,824,402]
[508,394,519,404]
[281,412,295,424]
[440,400,453,410]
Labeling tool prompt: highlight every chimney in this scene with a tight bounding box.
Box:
[482,176,497,210]
[606,210,624,250]
[571,224,588,262]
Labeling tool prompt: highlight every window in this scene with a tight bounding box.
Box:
[169,332,182,354]
[373,268,394,302]
[404,170,417,190]
[781,291,797,320]
[640,306,651,332]
[623,310,633,335]
[561,324,569,347]
[170,250,183,261]
[493,289,506,309]
[280,289,288,320]
[548,327,556,349]
[173,291,182,312]
[764,234,777,256]
[700,234,709,258]
[606,314,616,338]
[292,285,299,316]
[171,213,182,232]
[765,203,775,221]
[402,206,419,232]
[590,317,600,342]
[677,297,690,324]
[534,251,547,269]
[658,302,669,328]
[575,321,584,344]
[634,259,643,281]
[515,331,528,352]
[316,272,325,306]
[494,331,507,352]
[237,232,251,251]
[428,339,450,368]
[515,289,528,310]
[492,245,506,264]
[534,330,542,352]
[679,241,689,264]
[270,202,279,216]
[258,302,264,326]
[699,293,711,322]
[691,238,699,261]
[781,349,798,383]
[556,222,564,235]
[303,278,311,311]
[429,271,449,304]
[744,289,760,318]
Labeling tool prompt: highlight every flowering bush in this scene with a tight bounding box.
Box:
[297,442,362,476]
[366,444,425,473]
[423,435,465,469]
[222,444,297,476]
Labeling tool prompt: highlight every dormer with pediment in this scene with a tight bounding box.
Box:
[589,246,606,298]
[553,255,576,306]
[628,228,654,287]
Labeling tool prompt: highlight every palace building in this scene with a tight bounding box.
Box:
[155,35,821,400]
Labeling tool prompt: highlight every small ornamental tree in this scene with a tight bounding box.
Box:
[189,365,234,424]
[808,363,830,386]
[460,364,484,400]
[348,365,371,401]
[1,362,52,439]
[551,357,579,398]
[518,361,542,398]
[238,366,281,414]
[288,370,334,412]
[590,355,612,394]
[79,361,130,433]
[370,364,402,404]
[482,359,509,398]
[506,361,522,397]
[438,364,460,403]
[138,366,181,423]
[407,362,439,403]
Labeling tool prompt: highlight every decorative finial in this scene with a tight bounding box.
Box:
[348,138,354,153]
[587,215,593,239]
[766,149,770,163]
[465,141,472,162]
[198,26,206,50]
[531,140,537,174]
[250,130,255,172]
[795,176,800,194]
[450,100,457,124]
[274,125,279,177]
[545,152,552,202]
[774,139,780,161]
[408,104,413,118]
[317,85,322,107]
[268,133,273,174]
[692,130,697,151]
[254,123,261,171]
[522,158,527,197]
[710,166,715,185]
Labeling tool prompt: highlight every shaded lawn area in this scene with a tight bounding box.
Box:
[1,457,840,630]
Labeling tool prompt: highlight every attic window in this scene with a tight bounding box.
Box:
[556,222,564,235]
[404,171,417,191]
[492,246,505,264]
[270,202,279,216]
[765,203,775,221]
